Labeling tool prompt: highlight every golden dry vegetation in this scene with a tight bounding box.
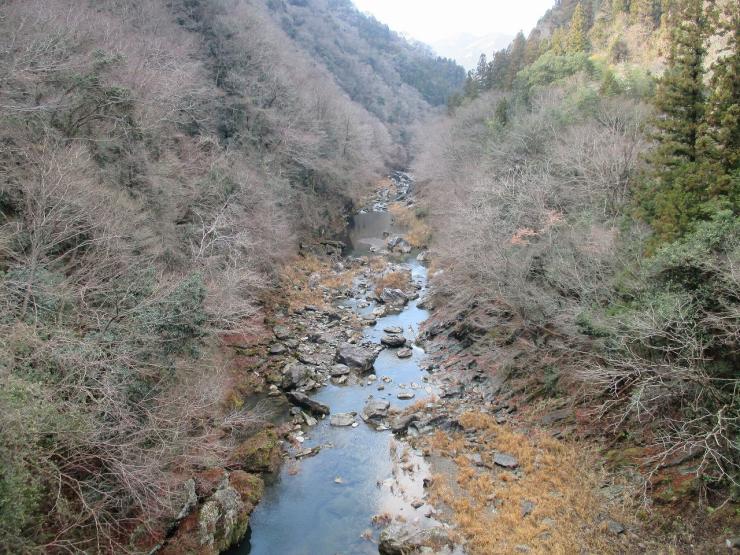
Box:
[374,270,412,295]
[389,202,432,248]
[423,411,633,555]
[276,255,360,310]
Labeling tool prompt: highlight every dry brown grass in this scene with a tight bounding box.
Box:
[276,256,329,310]
[321,269,357,290]
[369,256,389,272]
[374,270,411,295]
[275,255,360,310]
[423,411,630,555]
[375,177,396,192]
[389,202,431,248]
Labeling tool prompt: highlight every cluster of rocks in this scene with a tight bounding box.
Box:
[379,524,457,555]
[386,235,412,254]
[366,171,413,211]
[263,257,426,406]
[157,470,264,555]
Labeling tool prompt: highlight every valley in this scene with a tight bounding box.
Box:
[0,0,737,553]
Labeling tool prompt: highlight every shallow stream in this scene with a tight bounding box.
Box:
[231,195,437,554]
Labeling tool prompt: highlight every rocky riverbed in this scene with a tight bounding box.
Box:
[161,172,639,555]
[216,172,462,555]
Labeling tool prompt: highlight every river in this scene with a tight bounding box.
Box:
[227,174,439,554]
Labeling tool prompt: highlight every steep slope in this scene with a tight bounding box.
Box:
[412,0,738,550]
[265,0,465,139]
[0,0,448,552]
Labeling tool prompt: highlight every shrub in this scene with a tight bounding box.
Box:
[581,211,739,483]
[514,52,594,96]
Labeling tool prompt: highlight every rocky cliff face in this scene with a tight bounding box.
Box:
[159,471,264,555]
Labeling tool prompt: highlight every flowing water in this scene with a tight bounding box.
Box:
[231,187,437,554]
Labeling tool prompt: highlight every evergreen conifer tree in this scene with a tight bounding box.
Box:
[640,0,708,242]
[699,3,740,178]
[504,32,527,88]
[523,31,543,65]
[476,53,490,89]
[550,27,569,55]
[630,0,657,27]
[487,49,510,89]
[463,70,480,99]
[650,0,706,166]
[567,3,589,52]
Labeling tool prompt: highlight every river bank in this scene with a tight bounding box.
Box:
[159,173,460,554]
[158,172,711,555]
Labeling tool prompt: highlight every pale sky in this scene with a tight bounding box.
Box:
[352,0,555,43]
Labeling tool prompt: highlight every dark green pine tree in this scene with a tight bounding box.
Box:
[463,70,480,99]
[504,32,527,88]
[487,49,510,89]
[650,0,706,165]
[698,2,740,185]
[640,0,708,243]
[476,53,490,89]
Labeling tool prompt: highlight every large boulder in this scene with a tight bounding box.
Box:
[380,288,408,307]
[381,334,407,347]
[281,362,314,390]
[336,343,377,373]
[285,391,330,416]
[361,398,390,420]
[232,429,281,474]
[391,412,420,434]
[416,294,434,310]
[493,453,519,469]
[159,471,263,555]
[386,236,412,254]
[330,412,357,427]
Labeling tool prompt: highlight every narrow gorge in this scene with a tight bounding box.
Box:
[1,0,737,553]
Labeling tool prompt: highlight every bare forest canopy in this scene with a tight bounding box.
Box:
[413,0,738,532]
[0,0,737,552]
[264,0,466,134]
[0,0,461,552]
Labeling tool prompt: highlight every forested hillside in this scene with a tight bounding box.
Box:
[265,0,465,139]
[1,0,737,551]
[0,0,457,552]
[413,0,738,545]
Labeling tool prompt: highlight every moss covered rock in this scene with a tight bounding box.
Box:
[160,470,264,555]
[232,429,281,474]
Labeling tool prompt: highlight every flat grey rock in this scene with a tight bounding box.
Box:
[396,347,413,358]
[336,342,377,372]
[273,325,292,340]
[521,500,535,517]
[329,364,351,377]
[330,412,356,427]
[269,343,287,355]
[493,453,519,469]
[285,391,330,416]
[362,398,390,420]
[605,519,625,535]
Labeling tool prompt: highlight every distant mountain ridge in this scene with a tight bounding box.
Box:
[432,32,515,70]
[265,0,466,131]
